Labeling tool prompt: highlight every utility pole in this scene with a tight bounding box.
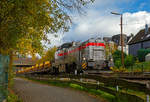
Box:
[120,14,124,67]
[111,12,124,67]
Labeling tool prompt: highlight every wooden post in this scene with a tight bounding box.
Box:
[142,64,144,74]
[147,95,149,102]
[146,82,150,102]
[97,81,100,85]
[116,85,119,91]
[75,70,77,75]
[80,78,83,82]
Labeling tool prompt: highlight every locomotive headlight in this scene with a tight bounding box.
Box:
[83,57,86,61]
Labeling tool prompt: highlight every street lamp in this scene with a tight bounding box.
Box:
[111,12,121,15]
[111,12,124,67]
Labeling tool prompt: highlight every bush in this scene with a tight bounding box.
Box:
[114,60,122,68]
[7,91,22,102]
[112,50,127,63]
[128,61,150,72]
[124,55,135,68]
[112,50,136,68]
[113,50,127,68]
[138,49,150,62]
[113,50,127,62]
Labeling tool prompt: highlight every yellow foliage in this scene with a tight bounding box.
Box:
[110,67,113,70]
[37,47,57,63]
[105,42,118,60]
[112,67,127,73]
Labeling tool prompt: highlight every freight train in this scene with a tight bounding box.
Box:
[17,38,112,75]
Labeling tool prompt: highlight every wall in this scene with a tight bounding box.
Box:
[0,55,9,102]
[129,40,150,56]
[129,43,141,56]
[143,40,150,49]
[118,45,129,55]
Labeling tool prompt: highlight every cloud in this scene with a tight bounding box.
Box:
[63,11,150,42]
[47,0,150,47]
[123,11,150,34]
[45,33,64,47]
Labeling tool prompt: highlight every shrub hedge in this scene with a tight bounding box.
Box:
[138,49,150,62]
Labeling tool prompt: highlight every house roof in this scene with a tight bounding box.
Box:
[103,37,112,42]
[128,28,150,45]
[112,34,128,46]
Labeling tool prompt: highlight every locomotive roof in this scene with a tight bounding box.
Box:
[57,38,105,50]
[60,42,72,49]
[83,38,104,43]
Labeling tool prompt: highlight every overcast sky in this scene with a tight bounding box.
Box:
[49,0,150,47]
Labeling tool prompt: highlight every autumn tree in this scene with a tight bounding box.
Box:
[0,0,94,86]
[0,0,94,55]
[105,42,118,60]
[37,47,57,63]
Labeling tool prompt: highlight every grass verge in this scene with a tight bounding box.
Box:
[7,88,22,102]
[107,86,146,101]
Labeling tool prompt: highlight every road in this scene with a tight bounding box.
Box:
[13,78,101,102]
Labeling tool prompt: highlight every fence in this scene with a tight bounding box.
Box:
[0,55,9,102]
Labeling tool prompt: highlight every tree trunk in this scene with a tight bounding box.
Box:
[8,51,13,88]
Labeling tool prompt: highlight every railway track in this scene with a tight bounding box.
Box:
[92,71,150,80]
[120,76,150,80]
[22,70,150,81]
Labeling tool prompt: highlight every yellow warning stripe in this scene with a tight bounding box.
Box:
[82,64,87,68]
[82,63,86,66]
[83,66,86,69]
[82,63,87,69]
